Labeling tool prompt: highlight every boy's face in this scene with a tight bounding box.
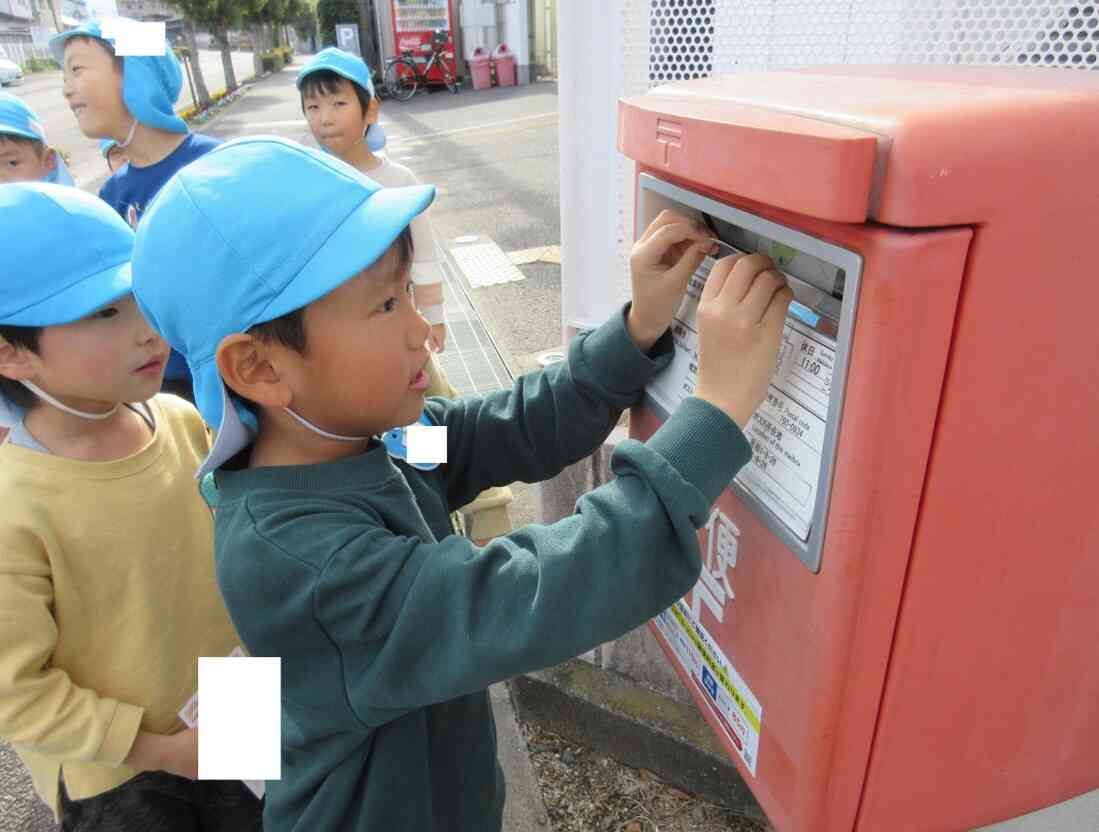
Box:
[12,296,169,412]
[302,77,377,158]
[61,38,129,140]
[274,245,432,438]
[0,138,54,183]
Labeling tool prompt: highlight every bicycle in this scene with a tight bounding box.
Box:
[384,29,459,101]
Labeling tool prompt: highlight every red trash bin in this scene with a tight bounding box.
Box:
[493,43,516,87]
[468,47,491,90]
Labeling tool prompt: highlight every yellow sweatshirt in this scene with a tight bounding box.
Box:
[0,395,242,819]
[425,354,514,540]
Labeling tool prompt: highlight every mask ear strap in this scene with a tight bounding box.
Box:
[116,119,139,150]
[20,380,121,420]
[283,406,369,441]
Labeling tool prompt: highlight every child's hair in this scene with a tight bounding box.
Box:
[0,133,45,156]
[299,69,373,116]
[0,324,42,410]
[65,34,125,73]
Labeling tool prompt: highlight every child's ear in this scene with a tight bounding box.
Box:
[0,337,34,381]
[365,96,380,125]
[216,334,292,410]
[44,148,57,173]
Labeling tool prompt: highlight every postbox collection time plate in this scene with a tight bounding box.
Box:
[637,173,862,572]
[648,259,837,541]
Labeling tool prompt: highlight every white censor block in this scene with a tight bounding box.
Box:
[101,18,166,56]
[197,656,280,784]
[407,424,447,465]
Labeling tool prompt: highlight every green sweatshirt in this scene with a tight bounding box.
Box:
[212,307,752,831]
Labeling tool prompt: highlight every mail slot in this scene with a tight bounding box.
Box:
[619,67,1099,832]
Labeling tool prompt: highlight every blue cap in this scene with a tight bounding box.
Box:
[0,183,133,327]
[297,47,386,152]
[0,92,74,186]
[131,136,434,476]
[49,18,188,135]
[0,91,47,143]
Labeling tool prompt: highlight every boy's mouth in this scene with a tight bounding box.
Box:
[135,354,167,375]
[409,366,429,391]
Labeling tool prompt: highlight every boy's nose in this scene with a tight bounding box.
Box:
[408,307,431,348]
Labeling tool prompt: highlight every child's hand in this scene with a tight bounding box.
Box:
[627,210,718,352]
[160,725,199,780]
[694,254,792,429]
[430,323,447,353]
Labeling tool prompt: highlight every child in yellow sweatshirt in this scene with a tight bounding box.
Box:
[0,183,262,830]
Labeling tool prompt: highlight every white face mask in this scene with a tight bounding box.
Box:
[283,406,369,442]
[20,379,120,420]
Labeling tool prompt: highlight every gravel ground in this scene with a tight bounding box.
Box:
[521,723,769,832]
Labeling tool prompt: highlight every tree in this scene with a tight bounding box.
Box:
[316,0,357,50]
[187,0,267,94]
[170,0,215,108]
[289,0,318,50]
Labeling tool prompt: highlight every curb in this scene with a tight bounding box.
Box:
[510,659,767,824]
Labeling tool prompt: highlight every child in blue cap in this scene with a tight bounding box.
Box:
[131,135,791,832]
[0,91,74,185]
[50,18,221,399]
[297,47,515,544]
[0,184,263,831]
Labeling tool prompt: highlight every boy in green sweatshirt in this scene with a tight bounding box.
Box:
[130,136,791,831]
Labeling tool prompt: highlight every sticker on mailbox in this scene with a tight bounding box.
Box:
[647,256,836,540]
[654,599,763,775]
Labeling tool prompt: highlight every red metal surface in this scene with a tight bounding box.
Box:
[390,0,459,85]
[621,67,1099,832]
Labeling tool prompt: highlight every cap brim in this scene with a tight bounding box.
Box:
[259,184,434,323]
[6,261,132,327]
[297,62,372,95]
[0,125,43,142]
[49,25,96,64]
[192,368,254,479]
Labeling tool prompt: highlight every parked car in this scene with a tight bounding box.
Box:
[0,56,24,86]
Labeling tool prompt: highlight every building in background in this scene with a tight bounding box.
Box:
[0,0,37,62]
[116,0,182,42]
[530,0,554,78]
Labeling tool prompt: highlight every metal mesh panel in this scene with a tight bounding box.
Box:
[601,1,1095,325]
[648,0,1097,80]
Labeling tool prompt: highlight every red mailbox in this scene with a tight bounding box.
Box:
[619,67,1099,832]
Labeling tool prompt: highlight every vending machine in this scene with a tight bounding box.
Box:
[390,0,459,85]
[619,67,1099,832]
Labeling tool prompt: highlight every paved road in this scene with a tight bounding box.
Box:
[11,49,255,187]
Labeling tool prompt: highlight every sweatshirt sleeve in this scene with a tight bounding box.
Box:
[0,533,143,767]
[428,305,675,511]
[311,395,750,727]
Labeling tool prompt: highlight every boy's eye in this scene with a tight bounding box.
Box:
[380,297,398,313]
[92,307,118,320]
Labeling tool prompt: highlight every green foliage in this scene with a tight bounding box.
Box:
[260,45,294,71]
[21,57,60,73]
[316,0,359,48]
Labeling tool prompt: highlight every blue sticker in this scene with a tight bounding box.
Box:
[701,666,718,700]
[381,411,440,471]
[789,300,821,329]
